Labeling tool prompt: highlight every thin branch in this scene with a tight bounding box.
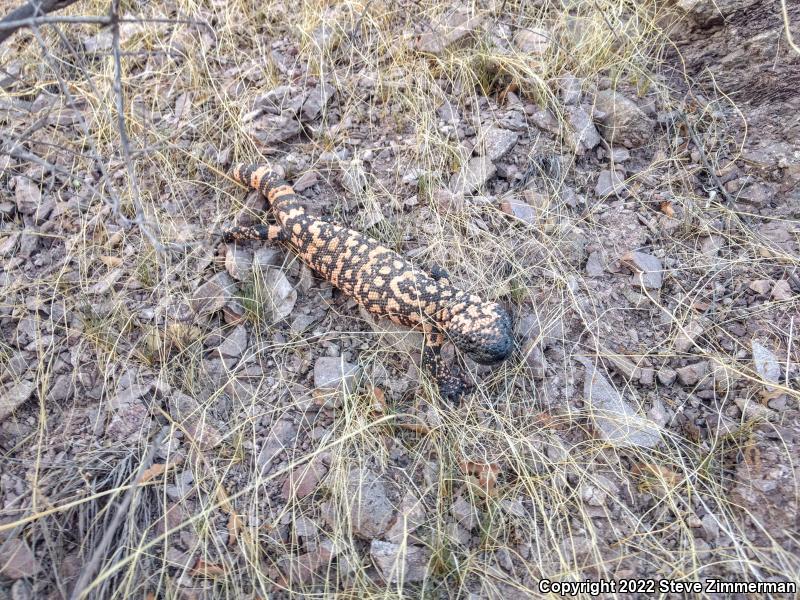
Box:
[0,0,82,44]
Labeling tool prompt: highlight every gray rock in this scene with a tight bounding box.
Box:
[736,182,773,207]
[566,106,602,154]
[224,246,253,281]
[757,221,798,255]
[346,469,395,539]
[676,361,709,386]
[192,272,236,316]
[451,494,479,530]
[674,318,706,353]
[46,374,74,403]
[301,83,335,121]
[580,358,662,448]
[499,198,536,224]
[0,538,41,579]
[370,540,430,583]
[657,366,677,386]
[247,112,302,145]
[257,419,299,467]
[751,341,781,384]
[523,340,547,379]
[585,251,605,277]
[254,85,305,115]
[385,492,427,543]
[514,27,551,55]
[593,90,654,148]
[749,279,772,295]
[416,12,484,55]
[594,169,626,197]
[218,325,248,360]
[0,379,34,423]
[621,251,662,289]
[341,160,368,195]
[293,171,319,192]
[477,127,518,161]
[0,232,20,257]
[314,357,361,393]
[558,72,583,105]
[13,177,45,217]
[771,280,793,302]
[450,156,496,194]
[262,267,297,320]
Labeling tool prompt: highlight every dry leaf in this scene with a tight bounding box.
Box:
[631,462,681,493]
[369,386,387,414]
[139,463,167,483]
[659,201,675,217]
[191,558,226,578]
[99,255,123,268]
[459,460,501,495]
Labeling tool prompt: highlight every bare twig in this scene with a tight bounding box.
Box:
[0,0,82,44]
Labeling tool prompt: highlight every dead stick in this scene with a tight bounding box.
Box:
[0,0,83,44]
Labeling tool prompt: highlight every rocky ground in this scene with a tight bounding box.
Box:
[0,0,798,598]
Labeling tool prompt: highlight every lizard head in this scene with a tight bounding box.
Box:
[447,299,514,366]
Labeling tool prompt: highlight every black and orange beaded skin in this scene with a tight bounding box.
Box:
[222,163,513,401]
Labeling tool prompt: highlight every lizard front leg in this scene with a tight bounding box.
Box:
[223,224,286,243]
[421,329,470,403]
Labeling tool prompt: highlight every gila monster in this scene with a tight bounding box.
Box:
[222,163,513,401]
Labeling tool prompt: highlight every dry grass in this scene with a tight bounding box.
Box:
[1,0,798,598]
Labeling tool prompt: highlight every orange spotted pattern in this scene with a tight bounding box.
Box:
[222,163,513,400]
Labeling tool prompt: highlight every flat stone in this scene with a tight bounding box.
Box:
[585,251,605,277]
[301,83,335,121]
[385,492,427,543]
[514,27,551,55]
[224,246,253,281]
[0,379,35,422]
[477,127,518,161]
[751,341,781,384]
[771,280,793,301]
[450,156,496,195]
[499,198,536,224]
[558,72,582,105]
[346,469,395,539]
[580,358,662,448]
[192,272,236,316]
[370,540,430,583]
[282,456,329,500]
[748,279,772,295]
[674,318,706,353]
[676,361,709,386]
[0,538,41,579]
[657,366,677,386]
[523,340,547,379]
[416,12,484,55]
[594,169,626,197]
[217,325,248,360]
[262,267,298,320]
[566,106,602,154]
[593,90,654,148]
[621,251,663,289]
[314,357,361,394]
[247,112,302,145]
[293,171,319,192]
[257,419,299,468]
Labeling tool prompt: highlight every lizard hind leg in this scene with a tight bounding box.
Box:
[429,264,452,285]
